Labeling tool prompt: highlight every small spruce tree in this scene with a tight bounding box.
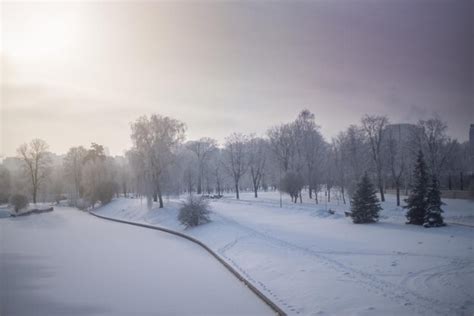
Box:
[405,150,429,225]
[424,175,446,227]
[350,173,381,223]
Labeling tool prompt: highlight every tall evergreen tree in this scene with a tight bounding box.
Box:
[424,175,446,227]
[350,173,381,223]
[405,150,429,225]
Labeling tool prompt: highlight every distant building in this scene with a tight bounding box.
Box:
[384,123,420,142]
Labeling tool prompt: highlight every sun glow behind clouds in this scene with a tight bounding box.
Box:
[2,3,83,61]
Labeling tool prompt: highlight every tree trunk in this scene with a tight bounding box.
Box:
[341,186,346,204]
[157,187,164,208]
[378,177,385,202]
[327,188,331,203]
[396,182,400,206]
[197,169,202,195]
[235,183,240,200]
[254,186,258,198]
[309,186,313,199]
[32,187,37,204]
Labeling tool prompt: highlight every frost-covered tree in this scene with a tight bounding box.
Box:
[0,166,11,203]
[279,171,305,203]
[362,115,389,202]
[424,175,445,227]
[332,136,347,204]
[17,139,51,203]
[130,114,186,208]
[339,125,369,197]
[247,136,267,198]
[385,126,407,206]
[81,144,118,207]
[223,133,248,199]
[63,146,88,203]
[293,110,326,200]
[267,123,295,172]
[416,118,455,178]
[350,173,381,223]
[10,194,29,213]
[186,138,217,195]
[405,150,429,225]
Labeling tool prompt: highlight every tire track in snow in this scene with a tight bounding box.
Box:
[213,212,469,316]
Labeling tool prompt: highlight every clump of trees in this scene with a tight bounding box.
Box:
[2,109,466,224]
[178,195,211,227]
[350,173,381,223]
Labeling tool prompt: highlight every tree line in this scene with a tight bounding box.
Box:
[0,110,471,211]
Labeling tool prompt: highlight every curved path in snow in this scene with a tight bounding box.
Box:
[0,207,274,316]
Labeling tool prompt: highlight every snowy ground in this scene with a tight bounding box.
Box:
[0,207,274,316]
[96,192,474,316]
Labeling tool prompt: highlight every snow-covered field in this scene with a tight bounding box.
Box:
[96,192,474,315]
[0,207,274,316]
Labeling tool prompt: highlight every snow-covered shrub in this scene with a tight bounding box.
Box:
[279,172,305,203]
[178,195,211,227]
[10,194,29,213]
[96,181,118,205]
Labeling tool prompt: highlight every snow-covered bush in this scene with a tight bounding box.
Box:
[279,172,305,203]
[178,195,211,227]
[10,194,29,213]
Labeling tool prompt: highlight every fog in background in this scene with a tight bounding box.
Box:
[1,0,473,157]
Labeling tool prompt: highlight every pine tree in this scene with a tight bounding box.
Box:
[405,150,429,225]
[350,173,381,223]
[424,175,446,227]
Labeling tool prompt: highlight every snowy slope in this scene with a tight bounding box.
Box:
[96,192,474,315]
[0,207,274,316]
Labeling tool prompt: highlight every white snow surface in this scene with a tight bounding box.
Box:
[96,192,474,316]
[0,206,274,316]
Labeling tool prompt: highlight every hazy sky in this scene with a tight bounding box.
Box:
[1,0,473,157]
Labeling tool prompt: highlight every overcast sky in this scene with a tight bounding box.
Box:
[1,0,473,157]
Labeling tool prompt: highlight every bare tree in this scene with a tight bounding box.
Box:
[293,110,326,200]
[343,125,368,196]
[186,138,217,195]
[361,115,389,201]
[64,146,88,203]
[247,136,267,198]
[17,139,51,204]
[130,114,186,208]
[385,125,407,206]
[0,166,11,203]
[267,123,295,172]
[223,133,249,199]
[332,136,347,204]
[416,118,455,179]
